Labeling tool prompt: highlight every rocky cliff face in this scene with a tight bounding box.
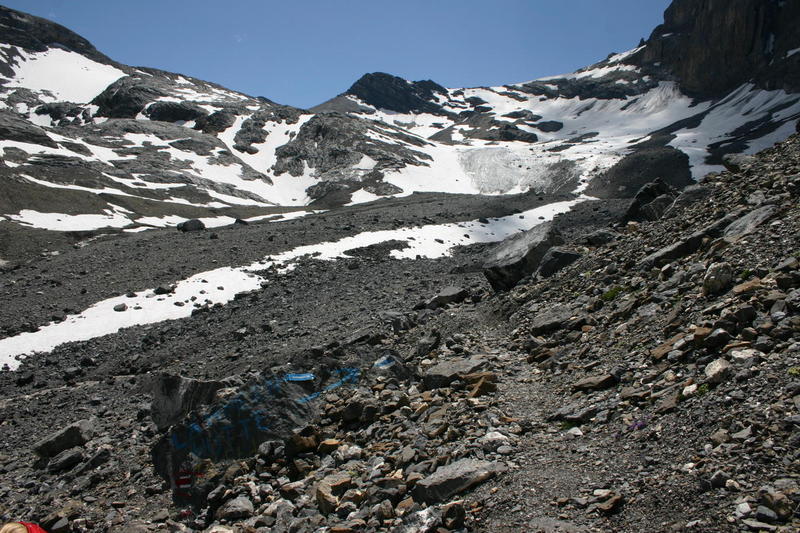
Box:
[630,0,800,96]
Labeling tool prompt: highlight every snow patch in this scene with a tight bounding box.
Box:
[1,48,125,103]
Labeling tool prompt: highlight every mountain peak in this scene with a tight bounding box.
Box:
[345,72,448,115]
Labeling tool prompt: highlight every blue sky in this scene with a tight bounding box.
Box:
[3,1,671,109]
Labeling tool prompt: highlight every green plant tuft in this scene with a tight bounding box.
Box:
[601,286,625,302]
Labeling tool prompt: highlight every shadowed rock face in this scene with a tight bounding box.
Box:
[345,72,450,115]
[630,0,800,96]
[584,146,692,199]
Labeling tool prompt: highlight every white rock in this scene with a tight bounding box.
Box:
[704,358,732,384]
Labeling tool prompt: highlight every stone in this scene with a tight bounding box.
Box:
[425,286,469,309]
[412,459,500,504]
[723,205,777,239]
[721,153,756,172]
[623,178,677,222]
[595,492,624,514]
[177,219,206,232]
[703,262,733,295]
[442,501,466,529]
[316,483,338,515]
[33,419,95,458]
[651,333,685,360]
[572,373,617,392]
[585,229,618,246]
[704,328,732,349]
[704,358,732,384]
[422,356,487,390]
[755,505,778,524]
[641,211,743,268]
[537,247,581,278]
[741,519,776,531]
[113,303,127,312]
[215,496,254,520]
[733,278,762,296]
[709,470,730,488]
[528,305,573,335]
[148,374,228,431]
[47,447,85,472]
[482,222,564,291]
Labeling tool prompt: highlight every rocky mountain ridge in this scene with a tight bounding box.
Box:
[1,1,799,263]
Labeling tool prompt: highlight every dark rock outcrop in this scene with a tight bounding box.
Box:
[145,101,209,123]
[0,109,58,147]
[344,72,449,115]
[584,146,692,199]
[629,0,800,96]
[91,76,169,118]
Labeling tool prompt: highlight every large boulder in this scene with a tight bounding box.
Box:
[33,419,95,458]
[422,356,487,390]
[412,459,502,504]
[623,178,678,222]
[177,219,206,232]
[483,222,564,291]
[148,374,229,431]
[537,247,581,278]
[425,286,469,310]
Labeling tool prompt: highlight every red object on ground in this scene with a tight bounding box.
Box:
[20,523,49,533]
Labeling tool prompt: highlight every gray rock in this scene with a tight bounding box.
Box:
[147,374,229,430]
[623,178,677,222]
[722,153,756,172]
[412,459,501,503]
[704,328,732,349]
[703,262,733,295]
[584,146,691,199]
[426,286,469,310]
[33,419,95,458]
[146,101,208,123]
[641,210,743,268]
[177,219,206,232]
[723,205,778,240]
[704,358,732,384]
[709,470,730,488]
[423,356,487,390]
[47,447,84,472]
[483,222,564,291]
[755,505,778,524]
[584,229,618,246]
[215,495,254,520]
[537,247,581,278]
[572,373,617,392]
[0,109,58,147]
[663,184,712,218]
[528,304,573,335]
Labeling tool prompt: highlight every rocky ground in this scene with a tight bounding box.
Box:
[0,131,798,532]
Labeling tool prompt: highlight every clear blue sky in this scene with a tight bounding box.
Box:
[3,1,671,109]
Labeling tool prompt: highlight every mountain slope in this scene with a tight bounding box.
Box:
[0,1,799,239]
